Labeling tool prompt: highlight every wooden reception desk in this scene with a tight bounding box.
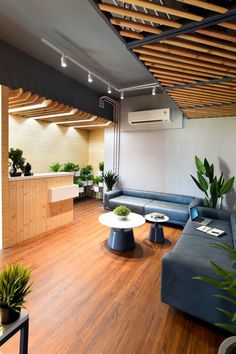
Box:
[7,172,76,247]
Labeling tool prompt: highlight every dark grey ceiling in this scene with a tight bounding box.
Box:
[0,0,156,95]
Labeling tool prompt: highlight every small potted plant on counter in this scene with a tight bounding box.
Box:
[49,162,62,172]
[62,162,80,176]
[0,263,32,324]
[113,205,131,220]
[9,148,26,177]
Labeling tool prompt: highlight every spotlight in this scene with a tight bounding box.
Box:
[88,72,93,83]
[108,85,112,94]
[152,86,156,96]
[120,91,124,100]
[61,53,67,68]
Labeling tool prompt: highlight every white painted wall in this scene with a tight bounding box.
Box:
[104,93,236,210]
[9,115,89,173]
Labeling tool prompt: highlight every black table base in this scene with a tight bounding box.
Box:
[148,223,165,243]
[108,228,135,251]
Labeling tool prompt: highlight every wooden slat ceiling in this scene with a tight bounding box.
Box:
[8,88,113,129]
[98,0,236,119]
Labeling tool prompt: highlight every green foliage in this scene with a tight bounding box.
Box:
[102,170,119,191]
[99,161,104,172]
[74,178,84,187]
[191,156,235,208]
[113,205,131,216]
[0,263,32,312]
[9,148,26,174]
[93,176,103,185]
[49,162,62,172]
[193,243,236,330]
[80,165,93,180]
[62,162,80,172]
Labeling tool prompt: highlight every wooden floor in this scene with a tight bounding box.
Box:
[1,199,225,354]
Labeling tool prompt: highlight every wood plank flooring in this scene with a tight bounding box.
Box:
[0,199,225,354]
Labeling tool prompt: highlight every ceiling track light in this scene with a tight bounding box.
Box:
[88,72,93,83]
[61,53,67,68]
[108,84,112,94]
[41,39,163,95]
[152,86,157,96]
[120,91,124,100]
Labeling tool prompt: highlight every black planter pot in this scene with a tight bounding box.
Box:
[0,308,20,325]
[10,171,22,177]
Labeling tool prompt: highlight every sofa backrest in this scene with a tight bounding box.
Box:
[122,188,194,204]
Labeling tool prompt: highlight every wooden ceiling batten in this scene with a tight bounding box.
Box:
[97,0,236,119]
[8,89,113,129]
[98,3,181,28]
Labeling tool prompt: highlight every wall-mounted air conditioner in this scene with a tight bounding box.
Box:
[128,108,170,125]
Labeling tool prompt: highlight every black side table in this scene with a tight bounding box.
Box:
[0,310,29,354]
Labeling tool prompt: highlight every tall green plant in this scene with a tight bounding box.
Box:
[191,156,234,208]
[102,170,119,191]
[194,243,236,331]
[0,263,32,312]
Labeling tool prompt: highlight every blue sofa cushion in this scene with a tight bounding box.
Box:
[145,200,189,223]
[108,195,152,215]
[122,188,194,205]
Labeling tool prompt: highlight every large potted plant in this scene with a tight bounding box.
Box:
[9,148,26,177]
[194,243,236,353]
[191,156,234,208]
[0,263,32,324]
[102,170,119,191]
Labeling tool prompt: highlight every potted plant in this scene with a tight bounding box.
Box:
[62,162,80,175]
[9,148,26,177]
[49,162,62,172]
[0,263,32,324]
[93,176,100,192]
[102,170,119,191]
[74,179,84,194]
[80,165,93,186]
[191,156,234,208]
[98,161,104,176]
[194,243,236,353]
[113,205,131,220]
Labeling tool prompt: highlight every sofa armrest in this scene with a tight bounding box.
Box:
[188,197,202,212]
[104,189,122,209]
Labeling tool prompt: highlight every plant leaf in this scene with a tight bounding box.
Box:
[220,177,235,195]
[197,171,208,192]
[195,156,206,174]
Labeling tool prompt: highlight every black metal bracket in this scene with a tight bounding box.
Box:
[164,77,236,91]
[127,8,236,50]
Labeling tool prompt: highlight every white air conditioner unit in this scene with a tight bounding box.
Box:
[128,108,170,125]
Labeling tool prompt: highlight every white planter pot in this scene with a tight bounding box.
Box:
[78,187,84,193]
[87,180,93,186]
[93,186,99,192]
[74,171,80,177]
[114,214,128,220]
[98,182,103,187]
[82,181,88,187]
[218,336,236,354]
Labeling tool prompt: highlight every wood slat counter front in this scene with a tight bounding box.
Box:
[7,173,74,248]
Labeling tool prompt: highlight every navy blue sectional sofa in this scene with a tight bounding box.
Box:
[161,206,236,331]
[104,188,200,225]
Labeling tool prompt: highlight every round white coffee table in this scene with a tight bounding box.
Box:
[145,213,169,243]
[99,212,145,251]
